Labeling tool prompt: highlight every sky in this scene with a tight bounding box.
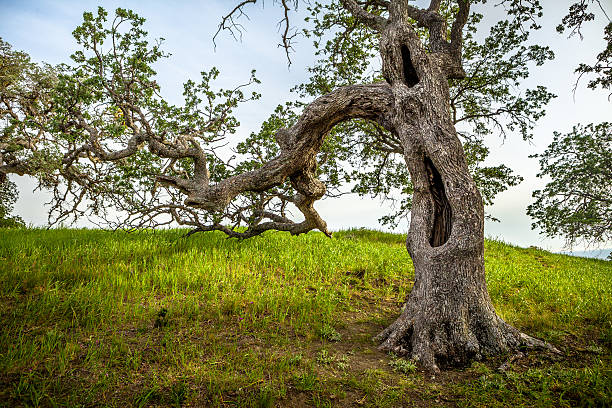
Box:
[0,0,610,252]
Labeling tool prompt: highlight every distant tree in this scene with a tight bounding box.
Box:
[528,123,611,246]
[528,1,611,249]
[0,38,54,173]
[0,38,54,228]
[0,176,24,228]
[0,2,561,371]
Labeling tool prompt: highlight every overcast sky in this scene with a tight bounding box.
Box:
[1,0,610,251]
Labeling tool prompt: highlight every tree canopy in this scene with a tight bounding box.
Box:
[0,1,556,233]
[528,123,611,246]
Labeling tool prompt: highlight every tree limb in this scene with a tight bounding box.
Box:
[340,0,387,31]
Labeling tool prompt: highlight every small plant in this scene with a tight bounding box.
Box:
[586,344,604,354]
[388,354,416,374]
[154,308,169,328]
[470,361,491,376]
[318,324,342,342]
[256,386,275,408]
[316,349,335,365]
[288,353,303,366]
[170,381,189,407]
[336,355,350,370]
[134,387,161,408]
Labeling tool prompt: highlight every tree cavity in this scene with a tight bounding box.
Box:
[424,157,452,247]
[401,45,419,87]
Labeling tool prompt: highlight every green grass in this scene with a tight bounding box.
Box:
[0,228,610,407]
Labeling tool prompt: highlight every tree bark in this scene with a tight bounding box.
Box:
[372,6,556,372]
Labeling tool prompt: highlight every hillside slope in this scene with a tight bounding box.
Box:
[0,228,610,407]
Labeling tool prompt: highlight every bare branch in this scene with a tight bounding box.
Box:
[213,0,257,47]
[278,0,299,66]
[450,0,470,57]
[215,0,301,65]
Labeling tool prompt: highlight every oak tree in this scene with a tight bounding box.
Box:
[0,1,561,370]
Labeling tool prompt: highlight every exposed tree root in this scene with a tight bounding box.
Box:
[374,301,561,373]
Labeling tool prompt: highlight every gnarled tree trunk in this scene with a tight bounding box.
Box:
[371,4,555,371]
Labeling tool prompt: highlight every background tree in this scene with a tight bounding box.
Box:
[0,38,55,227]
[0,1,561,371]
[528,1,611,250]
[528,123,611,247]
[0,177,24,228]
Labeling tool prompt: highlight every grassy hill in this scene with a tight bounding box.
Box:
[0,228,610,407]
